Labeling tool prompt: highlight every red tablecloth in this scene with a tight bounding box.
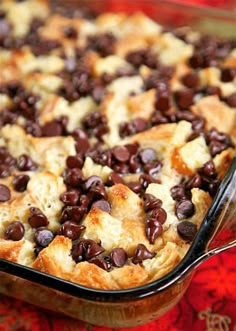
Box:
[0,247,235,331]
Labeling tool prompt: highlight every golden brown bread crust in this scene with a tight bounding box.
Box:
[0,1,235,290]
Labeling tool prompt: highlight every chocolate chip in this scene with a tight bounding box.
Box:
[175,89,194,109]
[0,147,16,166]
[17,154,38,171]
[205,85,222,97]
[146,218,163,244]
[171,184,187,201]
[175,199,195,220]
[110,247,128,267]
[59,221,85,240]
[28,207,49,228]
[189,52,204,69]
[111,146,130,163]
[209,141,227,157]
[225,92,236,108]
[88,182,107,201]
[89,257,110,271]
[41,121,63,137]
[181,72,199,89]
[143,193,162,212]
[61,205,86,223]
[107,172,123,186]
[25,121,42,137]
[63,168,85,187]
[0,165,11,178]
[86,32,116,57]
[4,221,25,241]
[84,240,105,260]
[132,117,148,133]
[139,148,156,164]
[60,190,79,206]
[199,160,216,178]
[79,194,90,209]
[129,155,142,173]
[63,26,78,39]
[220,68,236,82]
[143,160,162,177]
[12,174,30,192]
[126,48,158,69]
[34,228,54,247]
[91,199,111,213]
[185,173,202,190]
[66,154,84,169]
[147,207,167,224]
[84,175,103,191]
[71,239,105,262]
[177,221,197,241]
[0,184,11,202]
[127,181,142,194]
[132,244,155,264]
[155,90,170,112]
[75,137,90,155]
[125,143,139,156]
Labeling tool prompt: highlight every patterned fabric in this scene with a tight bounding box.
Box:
[0,248,235,331]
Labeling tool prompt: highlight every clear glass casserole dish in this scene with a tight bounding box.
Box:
[0,0,235,328]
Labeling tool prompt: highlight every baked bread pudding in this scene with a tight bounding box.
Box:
[0,0,235,290]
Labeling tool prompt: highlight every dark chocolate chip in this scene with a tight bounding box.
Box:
[170,184,187,201]
[220,67,236,82]
[66,154,84,169]
[84,175,103,191]
[60,190,79,206]
[174,89,194,110]
[28,207,49,228]
[12,174,30,192]
[0,184,11,202]
[61,205,86,223]
[127,181,142,194]
[139,148,156,164]
[181,72,199,89]
[132,243,155,264]
[225,92,236,108]
[107,172,124,186]
[4,221,25,241]
[41,121,63,137]
[175,199,195,220]
[185,173,202,189]
[59,221,85,240]
[143,193,162,212]
[177,221,197,241]
[111,146,130,163]
[91,199,111,213]
[17,154,38,171]
[34,228,54,247]
[199,160,216,178]
[146,218,163,244]
[63,168,85,187]
[89,257,110,271]
[110,247,128,267]
[147,207,167,224]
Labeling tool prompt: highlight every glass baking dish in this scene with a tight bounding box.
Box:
[0,0,236,328]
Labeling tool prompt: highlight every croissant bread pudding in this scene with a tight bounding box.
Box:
[0,0,235,290]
